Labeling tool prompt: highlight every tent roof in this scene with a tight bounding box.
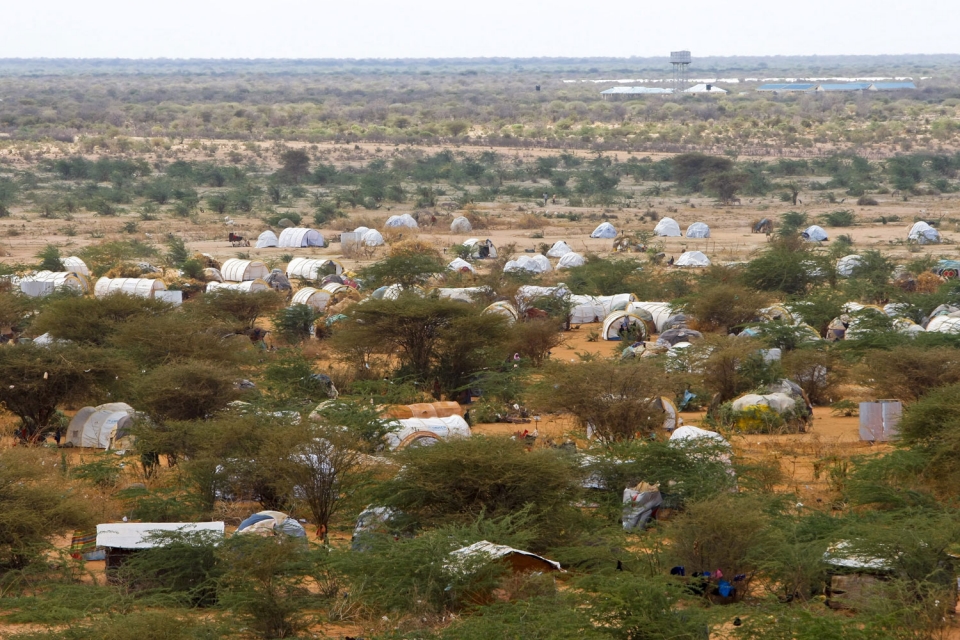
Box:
[97,522,224,549]
[447,540,562,573]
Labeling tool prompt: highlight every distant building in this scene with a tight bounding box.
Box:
[601,86,675,100]
[684,83,727,94]
[757,83,818,93]
[870,81,917,91]
[817,82,872,92]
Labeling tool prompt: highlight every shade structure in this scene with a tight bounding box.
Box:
[590,222,617,238]
[278,227,325,248]
[286,257,344,280]
[255,230,278,248]
[221,259,269,282]
[291,287,332,311]
[654,217,681,237]
[94,277,165,298]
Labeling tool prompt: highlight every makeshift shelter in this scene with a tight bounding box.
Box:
[823,542,896,611]
[837,255,863,277]
[322,281,361,300]
[236,511,306,538]
[450,216,473,233]
[384,415,471,450]
[97,522,225,571]
[669,425,729,447]
[66,402,136,449]
[205,279,269,293]
[221,258,269,282]
[436,286,487,302]
[908,221,941,244]
[94,277,165,299]
[504,254,552,274]
[361,229,384,246]
[654,396,681,430]
[729,393,797,430]
[286,257,344,280]
[657,327,703,347]
[546,240,573,257]
[264,269,292,292]
[62,256,90,276]
[516,284,570,305]
[255,230,279,248]
[630,302,674,332]
[385,213,418,229]
[20,271,88,297]
[291,287,331,312]
[384,402,463,420]
[203,268,224,283]
[447,258,475,274]
[483,300,519,324]
[753,218,772,233]
[654,217,681,237]
[277,227,325,248]
[801,225,828,242]
[685,222,710,238]
[622,482,663,531]
[590,222,617,238]
[463,238,497,259]
[353,226,370,236]
[557,252,585,269]
[601,310,649,341]
[447,541,562,575]
[927,316,960,334]
[675,251,710,267]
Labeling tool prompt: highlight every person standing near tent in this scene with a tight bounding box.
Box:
[619,315,631,338]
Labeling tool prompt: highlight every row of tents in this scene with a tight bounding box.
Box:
[590,218,711,239]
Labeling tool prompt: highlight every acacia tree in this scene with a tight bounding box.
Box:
[0,344,122,442]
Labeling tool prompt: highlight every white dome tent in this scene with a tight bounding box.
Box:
[837,255,863,277]
[286,257,344,280]
[504,254,552,274]
[654,217,682,237]
[255,230,279,248]
[277,227,325,248]
[206,279,269,294]
[62,257,90,276]
[685,222,710,238]
[463,238,497,259]
[385,214,418,229]
[557,252,585,269]
[361,229,384,246]
[802,225,828,242]
[221,259,269,282]
[450,216,472,233]
[65,402,136,449]
[546,241,573,257]
[908,221,941,245]
[291,287,332,312]
[20,271,89,297]
[353,226,370,236]
[447,258,475,273]
[94,277,165,299]
[675,251,711,267]
[590,222,617,239]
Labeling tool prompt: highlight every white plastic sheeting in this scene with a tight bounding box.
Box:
[837,255,863,277]
[20,271,88,297]
[255,230,279,248]
[685,222,710,238]
[926,316,960,334]
[908,221,941,244]
[206,279,269,293]
[383,415,471,450]
[447,258,475,273]
[291,287,332,312]
[450,216,472,233]
[675,251,711,267]
[546,241,573,257]
[65,402,135,449]
[62,256,90,276]
[221,259,269,282]
[629,302,674,332]
[286,257,344,280]
[654,217,681,237]
[97,522,225,550]
[436,286,488,302]
[504,254,552,273]
[557,252,585,269]
[361,229,384,246]
[590,222,617,238]
[385,213,418,229]
[278,227,325,248]
[802,225,828,242]
[669,425,729,446]
[94,277,165,298]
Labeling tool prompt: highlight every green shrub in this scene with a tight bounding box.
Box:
[821,209,856,227]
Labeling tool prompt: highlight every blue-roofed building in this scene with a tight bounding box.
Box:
[817,82,872,92]
[757,83,817,92]
[601,86,675,100]
[870,82,917,91]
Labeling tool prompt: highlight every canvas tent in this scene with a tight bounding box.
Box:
[236,511,306,538]
[629,302,674,332]
[675,251,710,267]
[450,216,472,233]
[94,277,165,299]
[601,310,649,341]
[385,213,418,228]
[654,217,682,237]
[206,279,269,294]
[291,287,331,312]
[255,230,278,248]
[384,415,471,450]
[908,221,940,244]
[504,254,552,273]
[590,222,617,238]
[221,259,269,282]
[361,229,384,246]
[286,257,344,280]
[20,271,88,297]
[66,402,136,449]
[278,227,325,248]
[447,258,475,273]
[685,222,710,238]
[557,252,585,269]
[463,238,497,259]
[802,225,828,242]
[62,256,90,276]
[546,240,573,257]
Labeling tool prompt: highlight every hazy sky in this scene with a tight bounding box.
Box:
[3,0,957,59]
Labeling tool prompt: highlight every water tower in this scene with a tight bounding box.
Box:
[670,50,691,89]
